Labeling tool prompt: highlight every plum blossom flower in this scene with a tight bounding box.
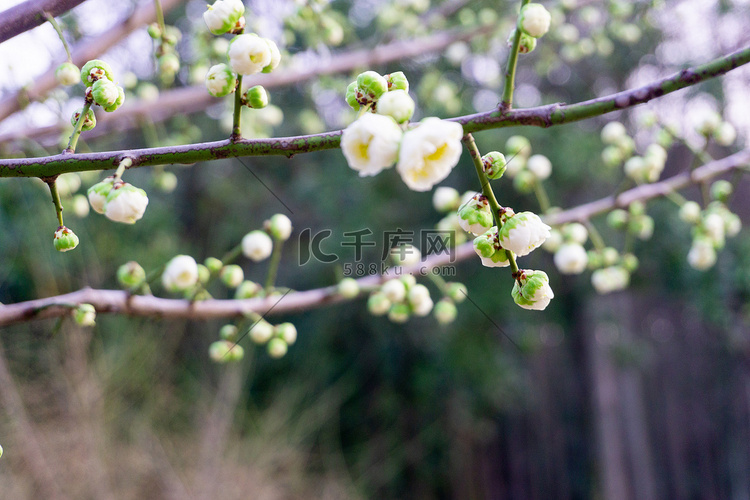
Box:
[497,211,550,257]
[341,113,402,177]
[512,270,554,310]
[396,117,463,191]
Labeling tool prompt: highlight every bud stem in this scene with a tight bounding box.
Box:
[65,101,91,153]
[153,0,167,40]
[113,157,133,181]
[231,74,244,141]
[264,237,284,291]
[584,220,606,252]
[533,178,551,212]
[44,12,73,63]
[45,178,65,227]
[501,0,531,109]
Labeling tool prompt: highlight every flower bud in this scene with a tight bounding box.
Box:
[601,146,624,167]
[356,71,388,101]
[72,303,96,326]
[628,201,646,217]
[445,282,467,303]
[209,340,244,363]
[629,215,654,240]
[710,180,732,202]
[498,211,550,257]
[376,89,414,124]
[56,62,80,86]
[276,323,297,345]
[162,255,199,292]
[687,237,717,270]
[508,28,537,53]
[506,135,531,158]
[434,298,457,324]
[518,3,551,38]
[262,38,281,73]
[562,222,588,244]
[92,78,118,108]
[368,292,391,316]
[220,324,238,341]
[412,297,434,317]
[482,151,507,179]
[607,209,629,230]
[235,280,261,299]
[249,320,274,344]
[345,81,360,110]
[601,122,627,144]
[80,59,114,86]
[457,194,493,235]
[473,227,512,268]
[265,213,292,241]
[245,85,268,108]
[388,303,411,323]
[53,226,79,252]
[602,247,619,266]
[679,201,701,224]
[205,63,237,97]
[197,264,210,284]
[542,228,563,252]
[147,23,161,39]
[714,122,737,146]
[622,253,639,272]
[228,33,272,75]
[591,266,630,294]
[220,264,244,288]
[554,243,588,274]
[512,269,554,310]
[104,182,149,224]
[204,257,223,274]
[381,279,406,302]
[267,337,288,358]
[513,170,536,193]
[203,0,245,35]
[117,261,146,288]
[338,277,360,298]
[72,194,90,218]
[71,107,96,131]
[526,154,552,180]
[432,186,461,213]
[242,230,273,261]
[390,245,421,266]
[158,54,180,76]
[407,283,431,308]
[385,71,409,92]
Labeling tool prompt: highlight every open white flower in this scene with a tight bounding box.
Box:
[554,243,588,274]
[204,0,245,35]
[104,182,149,224]
[497,211,550,257]
[341,113,402,177]
[512,270,554,310]
[162,255,199,292]
[396,117,463,192]
[228,34,272,75]
[242,230,273,261]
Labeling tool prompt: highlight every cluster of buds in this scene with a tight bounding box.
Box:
[346,71,409,114]
[488,136,553,193]
[147,22,182,83]
[87,176,149,224]
[81,60,124,113]
[368,276,445,324]
[544,223,590,275]
[606,201,654,242]
[599,121,635,168]
[623,144,667,184]
[224,313,297,360]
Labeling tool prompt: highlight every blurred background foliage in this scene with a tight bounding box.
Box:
[1,0,750,498]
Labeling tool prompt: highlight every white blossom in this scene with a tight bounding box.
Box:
[228,34,272,75]
[512,270,554,310]
[87,177,114,214]
[381,279,407,302]
[526,154,552,180]
[242,230,273,261]
[205,64,236,97]
[457,194,493,235]
[432,186,460,212]
[341,113,403,177]
[519,3,551,38]
[591,266,630,294]
[554,243,588,274]
[377,89,415,124]
[204,0,245,35]
[396,117,463,191]
[687,238,717,270]
[162,255,199,292]
[104,183,149,224]
[498,211,550,257]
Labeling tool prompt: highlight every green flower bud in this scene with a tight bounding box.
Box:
[209,340,244,363]
[235,280,261,299]
[80,59,114,86]
[56,62,81,86]
[385,71,409,92]
[505,135,531,158]
[629,215,654,240]
[220,324,238,341]
[482,151,507,179]
[607,209,629,230]
[338,277,360,298]
[204,257,223,274]
[518,3,551,38]
[244,85,268,108]
[710,180,732,202]
[376,89,414,124]
[275,322,297,345]
[91,78,119,108]
[345,81,360,110]
[508,28,537,54]
[220,264,244,288]
[434,298,457,324]
[147,23,161,39]
[512,269,554,310]
[367,292,391,316]
[445,282,467,303]
[679,201,701,224]
[602,247,619,266]
[457,194,493,235]
[249,320,274,344]
[72,303,96,326]
[158,54,180,75]
[261,38,281,73]
[102,86,125,112]
[587,250,603,269]
[622,253,639,272]
[356,71,388,101]
[197,264,210,284]
[53,226,79,252]
[628,201,646,217]
[601,145,624,167]
[267,337,288,358]
[265,213,292,240]
[513,170,536,193]
[388,303,411,323]
[117,261,146,288]
[71,107,96,131]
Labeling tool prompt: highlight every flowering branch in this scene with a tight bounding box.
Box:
[3,45,748,178]
[0,0,86,44]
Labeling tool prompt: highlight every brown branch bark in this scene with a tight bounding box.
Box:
[0,0,86,44]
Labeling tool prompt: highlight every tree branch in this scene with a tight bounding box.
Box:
[2,45,748,178]
[0,0,86,44]
[2,148,749,326]
[0,0,184,123]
